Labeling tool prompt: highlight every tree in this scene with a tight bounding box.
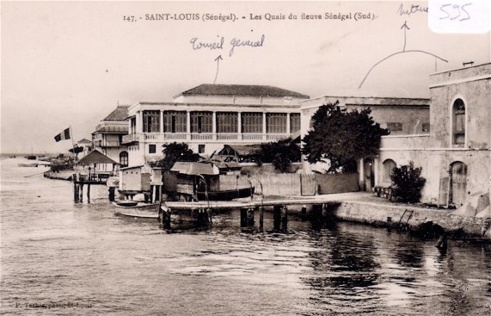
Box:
[302,101,389,173]
[256,138,301,172]
[390,161,426,203]
[154,142,201,171]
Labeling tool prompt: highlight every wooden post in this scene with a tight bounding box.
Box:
[240,208,247,227]
[73,175,79,203]
[206,208,212,225]
[281,205,288,232]
[310,204,323,230]
[246,208,255,226]
[273,205,281,231]
[87,184,91,204]
[108,187,115,202]
[79,184,84,203]
[259,206,264,230]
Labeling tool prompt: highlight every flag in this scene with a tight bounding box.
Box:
[54,127,71,142]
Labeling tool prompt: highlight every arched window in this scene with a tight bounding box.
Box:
[119,151,128,168]
[382,159,396,184]
[453,99,465,146]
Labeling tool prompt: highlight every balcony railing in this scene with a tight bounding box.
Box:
[122,132,294,144]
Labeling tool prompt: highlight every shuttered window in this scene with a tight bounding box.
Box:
[190,111,212,133]
[290,113,300,133]
[216,112,238,133]
[266,113,287,133]
[143,111,160,133]
[163,111,187,133]
[242,112,263,133]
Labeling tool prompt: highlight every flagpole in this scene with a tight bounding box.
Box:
[70,125,77,163]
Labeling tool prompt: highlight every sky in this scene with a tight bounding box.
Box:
[1,1,490,154]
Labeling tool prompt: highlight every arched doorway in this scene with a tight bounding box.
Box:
[363,158,375,192]
[449,161,467,206]
[382,159,396,185]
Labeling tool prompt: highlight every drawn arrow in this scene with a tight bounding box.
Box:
[213,55,223,84]
[401,21,410,52]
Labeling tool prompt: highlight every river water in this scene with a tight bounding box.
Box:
[1,157,490,315]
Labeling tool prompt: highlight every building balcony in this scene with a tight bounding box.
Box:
[94,140,122,148]
[121,133,141,144]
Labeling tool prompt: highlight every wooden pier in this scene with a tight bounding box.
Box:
[73,173,111,203]
[159,196,341,231]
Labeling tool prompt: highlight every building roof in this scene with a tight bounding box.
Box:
[77,138,92,144]
[103,105,129,121]
[218,144,262,157]
[178,84,310,99]
[76,150,117,165]
[171,161,220,175]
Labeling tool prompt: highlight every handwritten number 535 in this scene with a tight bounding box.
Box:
[440,3,472,21]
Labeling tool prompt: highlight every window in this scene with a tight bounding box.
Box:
[149,144,157,154]
[242,112,263,133]
[190,111,212,133]
[119,151,128,168]
[198,144,205,154]
[143,111,160,133]
[216,112,238,133]
[266,113,287,133]
[163,111,187,133]
[387,122,403,132]
[453,99,465,145]
[290,113,300,133]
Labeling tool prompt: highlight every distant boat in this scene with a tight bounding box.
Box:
[18,162,39,167]
[25,155,37,160]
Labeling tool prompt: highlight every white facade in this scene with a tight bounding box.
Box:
[123,84,308,166]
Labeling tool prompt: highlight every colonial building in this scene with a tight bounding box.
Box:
[300,96,431,178]
[376,63,491,206]
[122,84,309,166]
[92,105,129,169]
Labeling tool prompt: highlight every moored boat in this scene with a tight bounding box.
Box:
[18,162,39,167]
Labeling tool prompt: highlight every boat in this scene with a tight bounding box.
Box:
[114,200,139,207]
[197,186,255,201]
[18,162,39,167]
[114,209,158,219]
[26,155,37,160]
[113,201,159,209]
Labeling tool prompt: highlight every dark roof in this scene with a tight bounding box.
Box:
[76,150,117,165]
[218,144,262,156]
[103,105,129,121]
[94,125,128,133]
[179,84,309,99]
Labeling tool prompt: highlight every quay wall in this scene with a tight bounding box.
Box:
[219,173,359,197]
[326,201,491,239]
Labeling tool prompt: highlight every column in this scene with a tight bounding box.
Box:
[136,111,143,134]
[160,110,164,134]
[286,113,291,135]
[238,112,242,141]
[263,113,267,140]
[212,111,217,140]
[186,111,191,141]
